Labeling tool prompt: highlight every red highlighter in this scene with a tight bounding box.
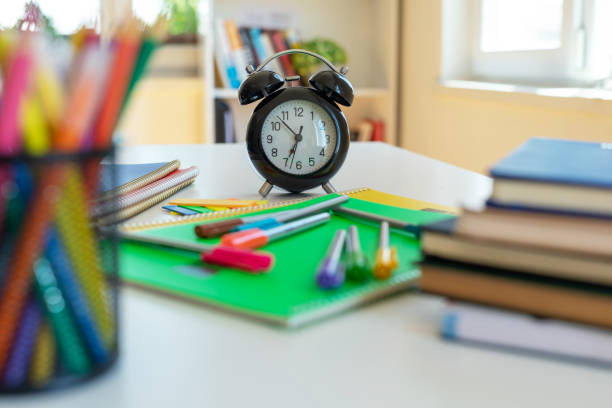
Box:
[201,246,273,273]
[221,212,331,249]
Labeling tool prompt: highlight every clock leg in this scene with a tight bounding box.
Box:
[322,182,337,194]
[258,181,274,198]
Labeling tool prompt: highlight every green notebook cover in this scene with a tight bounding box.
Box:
[119,194,453,326]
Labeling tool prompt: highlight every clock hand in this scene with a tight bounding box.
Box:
[288,126,304,169]
[276,116,299,138]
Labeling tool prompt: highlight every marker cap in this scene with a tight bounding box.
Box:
[201,247,274,273]
[316,258,346,289]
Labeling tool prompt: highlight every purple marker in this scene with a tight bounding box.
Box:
[3,299,41,387]
[316,229,347,290]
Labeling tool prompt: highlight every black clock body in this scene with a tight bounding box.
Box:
[246,87,350,193]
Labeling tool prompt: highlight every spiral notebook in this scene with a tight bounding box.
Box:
[96,161,199,225]
[118,189,455,327]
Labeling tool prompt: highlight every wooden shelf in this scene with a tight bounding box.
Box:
[200,0,400,145]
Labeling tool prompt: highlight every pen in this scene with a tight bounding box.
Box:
[373,221,398,280]
[316,229,346,289]
[345,225,371,281]
[119,232,274,273]
[195,195,348,238]
[221,212,331,249]
[332,206,421,237]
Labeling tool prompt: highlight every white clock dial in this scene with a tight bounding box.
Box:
[260,99,338,175]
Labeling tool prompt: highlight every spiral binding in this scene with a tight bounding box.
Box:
[120,187,370,232]
[97,160,180,202]
[97,179,197,226]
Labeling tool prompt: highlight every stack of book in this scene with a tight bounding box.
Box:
[96,161,199,225]
[420,138,612,365]
[214,19,301,89]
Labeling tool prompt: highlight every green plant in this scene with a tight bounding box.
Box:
[291,38,348,79]
[163,0,198,36]
[13,1,58,36]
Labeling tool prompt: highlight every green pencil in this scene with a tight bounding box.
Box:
[33,258,92,375]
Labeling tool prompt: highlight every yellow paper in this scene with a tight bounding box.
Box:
[168,198,262,208]
[349,188,459,214]
[205,205,230,211]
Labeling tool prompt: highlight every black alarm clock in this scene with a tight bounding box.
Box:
[238,49,354,197]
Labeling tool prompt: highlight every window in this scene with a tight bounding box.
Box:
[0,0,99,34]
[442,0,612,86]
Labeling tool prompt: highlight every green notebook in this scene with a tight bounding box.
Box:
[119,193,453,327]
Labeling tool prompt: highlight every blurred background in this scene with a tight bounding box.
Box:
[3,0,612,174]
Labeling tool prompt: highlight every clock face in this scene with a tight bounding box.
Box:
[260,99,338,175]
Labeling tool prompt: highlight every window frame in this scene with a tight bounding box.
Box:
[469,0,598,86]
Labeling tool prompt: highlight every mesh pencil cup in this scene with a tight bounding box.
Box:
[0,149,119,393]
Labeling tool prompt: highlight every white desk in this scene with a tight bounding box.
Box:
[6,143,610,407]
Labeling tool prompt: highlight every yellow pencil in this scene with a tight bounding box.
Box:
[20,94,50,155]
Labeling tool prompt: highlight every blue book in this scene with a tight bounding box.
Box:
[490,138,612,188]
[441,302,612,368]
[489,138,612,217]
[249,28,267,66]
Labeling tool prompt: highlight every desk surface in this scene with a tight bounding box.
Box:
[6,143,610,407]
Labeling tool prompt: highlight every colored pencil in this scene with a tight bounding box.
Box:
[33,257,92,375]
[54,166,114,347]
[46,228,110,363]
[29,323,55,386]
[2,298,41,387]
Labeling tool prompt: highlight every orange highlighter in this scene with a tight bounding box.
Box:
[221,212,331,249]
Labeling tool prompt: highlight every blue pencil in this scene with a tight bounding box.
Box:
[46,228,110,364]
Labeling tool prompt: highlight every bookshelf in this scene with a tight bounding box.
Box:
[200,0,400,145]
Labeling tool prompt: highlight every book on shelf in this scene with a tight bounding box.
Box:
[214,99,235,143]
[214,19,303,89]
[354,119,386,142]
[441,302,612,367]
[225,20,250,84]
[214,19,240,89]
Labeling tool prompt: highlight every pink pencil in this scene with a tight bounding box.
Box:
[0,36,33,241]
[0,45,33,154]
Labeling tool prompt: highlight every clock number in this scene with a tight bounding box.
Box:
[296,161,302,170]
[266,135,273,143]
[282,157,288,167]
[271,148,278,157]
[272,121,280,131]
[320,120,326,129]
[309,157,315,166]
[281,111,288,120]
[325,135,330,144]
[310,111,314,120]
[319,148,325,156]
[294,107,303,117]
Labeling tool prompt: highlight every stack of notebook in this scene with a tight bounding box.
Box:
[95,160,199,225]
[420,138,612,364]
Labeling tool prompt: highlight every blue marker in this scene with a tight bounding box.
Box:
[316,229,346,290]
